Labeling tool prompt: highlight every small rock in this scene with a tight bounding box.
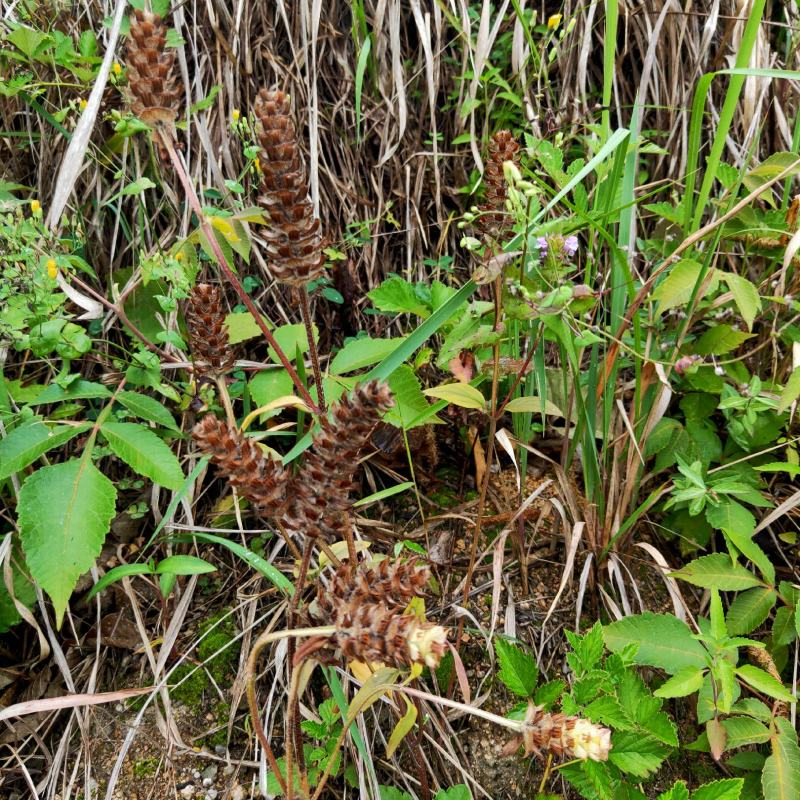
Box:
[115,704,124,712]
[179,785,195,798]
[193,771,201,779]
[202,765,218,781]
[205,791,218,800]
[231,786,245,800]
[222,764,235,777]
[203,778,213,788]
[214,744,227,756]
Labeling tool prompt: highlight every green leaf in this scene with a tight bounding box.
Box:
[368,276,431,317]
[384,366,436,429]
[691,779,743,800]
[0,420,91,480]
[725,587,777,635]
[778,367,800,414]
[762,718,800,800]
[386,696,417,758]
[353,482,414,507]
[118,176,157,197]
[330,337,408,374]
[155,555,216,575]
[178,531,293,595]
[434,787,472,800]
[772,605,797,646]
[608,731,670,778]
[694,325,754,356]
[30,380,111,405]
[658,781,690,800]
[670,553,762,591]
[268,323,314,364]
[423,383,485,410]
[736,665,795,703]
[654,666,706,698]
[652,259,705,314]
[101,422,184,490]
[721,716,771,750]
[18,459,117,625]
[604,613,707,673]
[722,273,761,331]
[583,695,633,730]
[117,390,179,431]
[0,535,36,634]
[494,637,538,697]
[85,562,154,602]
[379,788,414,800]
[224,311,266,344]
[248,370,295,420]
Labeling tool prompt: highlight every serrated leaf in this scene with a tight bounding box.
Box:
[762,719,800,800]
[330,337,408,374]
[722,716,771,751]
[691,778,743,800]
[736,666,795,703]
[494,637,538,697]
[0,420,91,480]
[386,696,417,757]
[368,276,430,317]
[658,781,690,800]
[117,390,179,431]
[652,259,705,314]
[18,459,117,625]
[604,613,707,673]
[722,273,761,331]
[584,695,633,729]
[608,731,670,777]
[434,787,472,800]
[384,365,436,429]
[101,422,183,490]
[694,325,754,356]
[725,587,776,635]
[670,553,762,591]
[772,606,796,646]
[655,666,706,698]
[248,370,295,421]
[423,382,485,410]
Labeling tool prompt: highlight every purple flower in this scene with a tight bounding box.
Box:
[536,236,549,258]
[563,235,579,258]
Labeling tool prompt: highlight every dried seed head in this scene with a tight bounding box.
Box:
[185,284,236,377]
[192,415,287,518]
[254,89,324,286]
[125,9,181,123]
[476,130,520,245]
[503,702,612,762]
[282,380,394,540]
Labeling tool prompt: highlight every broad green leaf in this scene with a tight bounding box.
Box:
[503,395,563,416]
[654,666,706,698]
[0,535,36,634]
[118,176,156,197]
[762,718,800,800]
[434,787,472,800]
[385,696,417,757]
[736,666,795,702]
[608,731,670,777]
[658,781,689,800]
[604,613,707,673]
[423,383,485,410]
[155,555,216,575]
[268,323,315,364]
[772,605,796,646]
[691,779,743,800]
[248,370,294,420]
[778,367,800,414]
[722,273,761,331]
[670,553,762,591]
[583,696,633,730]
[379,788,414,800]
[18,459,117,625]
[652,259,706,313]
[85,562,154,601]
[224,311,266,344]
[384,365,437,429]
[101,422,184,490]
[722,716,771,750]
[694,325,753,356]
[725,587,776,635]
[30,380,111,405]
[705,499,755,536]
[0,420,90,480]
[368,276,431,318]
[117,390,179,431]
[330,337,408,374]
[494,638,538,696]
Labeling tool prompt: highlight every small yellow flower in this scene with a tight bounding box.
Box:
[112,61,122,75]
[30,199,41,214]
[231,108,240,123]
[175,251,184,262]
[79,98,88,110]
[254,156,262,174]
[47,258,58,279]
[547,13,562,29]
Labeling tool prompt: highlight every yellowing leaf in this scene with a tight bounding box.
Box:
[504,395,563,416]
[386,696,418,757]
[722,273,761,331]
[209,215,239,243]
[423,383,485,409]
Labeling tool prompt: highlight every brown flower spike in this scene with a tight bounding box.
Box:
[502,702,611,763]
[192,416,287,518]
[477,130,520,245]
[310,557,447,669]
[254,89,325,286]
[125,9,181,123]
[185,284,236,377]
[281,380,395,540]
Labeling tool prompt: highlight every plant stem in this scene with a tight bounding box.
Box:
[157,129,319,413]
[299,286,326,412]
